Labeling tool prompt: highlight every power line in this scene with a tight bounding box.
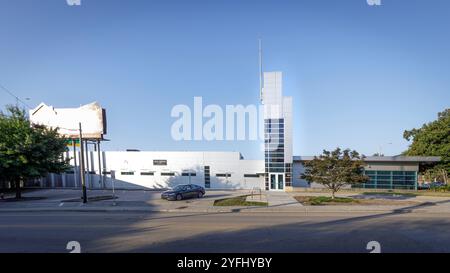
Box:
[0,82,32,109]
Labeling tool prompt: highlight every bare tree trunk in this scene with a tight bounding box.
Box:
[442,169,448,185]
[331,189,336,200]
[15,177,21,199]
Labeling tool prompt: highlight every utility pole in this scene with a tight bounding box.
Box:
[79,123,87,203]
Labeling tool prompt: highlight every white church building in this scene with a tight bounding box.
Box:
[29,71,439,192]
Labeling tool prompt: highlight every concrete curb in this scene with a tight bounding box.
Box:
[1,205,449,214]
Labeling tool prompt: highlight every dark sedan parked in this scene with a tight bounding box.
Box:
[161,184,206,201]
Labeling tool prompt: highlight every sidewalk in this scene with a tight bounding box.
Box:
[266,191,303,208]
[2,201,450,215]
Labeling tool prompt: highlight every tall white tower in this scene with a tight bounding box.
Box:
[259,42,293,191]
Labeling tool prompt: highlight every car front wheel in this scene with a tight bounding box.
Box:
[176,194,183,201]
[197,192,203,198]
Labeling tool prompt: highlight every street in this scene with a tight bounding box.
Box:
[1,210,450,253]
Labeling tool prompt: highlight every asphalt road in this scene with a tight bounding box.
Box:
[1,210,450,253]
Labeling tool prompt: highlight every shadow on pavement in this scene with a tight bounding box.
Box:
[89,211,450,253]
[83,199,450,253]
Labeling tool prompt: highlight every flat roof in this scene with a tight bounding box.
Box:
[293,156,441,163]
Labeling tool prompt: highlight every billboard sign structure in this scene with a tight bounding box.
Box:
[29,102,107,139]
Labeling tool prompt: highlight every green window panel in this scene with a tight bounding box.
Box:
[359,170,418,190]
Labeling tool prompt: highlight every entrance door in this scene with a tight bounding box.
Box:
[269,173,285,191]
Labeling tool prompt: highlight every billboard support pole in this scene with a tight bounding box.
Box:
[97,140,104,189]
[79,123,87,203]
[85,140,90,189]
[72,139,78,188]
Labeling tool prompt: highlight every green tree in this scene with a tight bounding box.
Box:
[0,105,70,199]
[301,148,368,199]
[403,109,450,184]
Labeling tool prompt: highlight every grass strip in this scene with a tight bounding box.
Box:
[214,195,268,207]
[295,196,357,206]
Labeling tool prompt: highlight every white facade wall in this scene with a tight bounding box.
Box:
[263,72,283,119]
[42,154,430,191]
[62,151,265,190]
[283,97,293,164]
[263,72,283,111]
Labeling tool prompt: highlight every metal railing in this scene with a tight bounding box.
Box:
[250,187,263,200]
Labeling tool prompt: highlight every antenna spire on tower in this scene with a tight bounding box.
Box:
[259,38,263,103]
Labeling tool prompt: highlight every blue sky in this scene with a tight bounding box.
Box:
[0,0,449,159]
